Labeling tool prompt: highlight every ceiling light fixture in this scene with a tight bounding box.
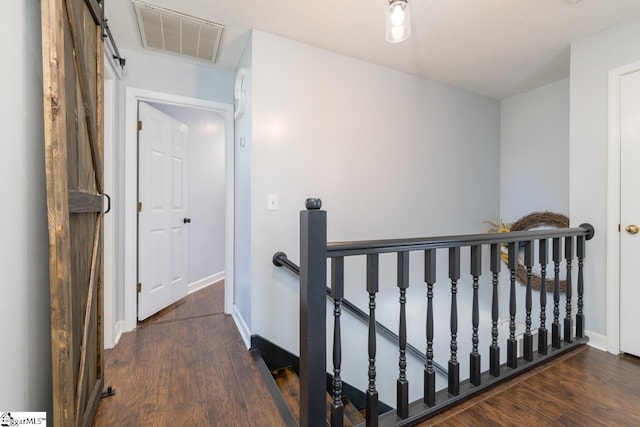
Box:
[386,0,411,43]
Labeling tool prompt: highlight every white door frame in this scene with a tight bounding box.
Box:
[103,52,120,349]
[606,59,640,354]
[124,87,235,331]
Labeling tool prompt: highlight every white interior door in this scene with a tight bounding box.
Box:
[138,102,189,320]
[620,69,640,357]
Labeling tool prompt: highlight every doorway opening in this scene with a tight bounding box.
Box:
[137,101,226,320]
[124,88,235,333]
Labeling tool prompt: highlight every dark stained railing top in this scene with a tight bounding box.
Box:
[326,225,594,257]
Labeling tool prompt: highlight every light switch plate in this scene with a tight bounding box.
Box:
[267,194,278,211]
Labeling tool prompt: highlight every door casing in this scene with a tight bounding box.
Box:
[123,87,235,332]
[103,55,116,349]
[606,59,640,354]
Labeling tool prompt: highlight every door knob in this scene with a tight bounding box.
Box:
[183,218,191,224]
[626,224,639,234]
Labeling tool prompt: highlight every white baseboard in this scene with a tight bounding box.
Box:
[585,329,607,352]
[104,320,125,350]
[188,271,224,294]
[232,305,251,349]
[511,324,606,355]
[113,320,125,347]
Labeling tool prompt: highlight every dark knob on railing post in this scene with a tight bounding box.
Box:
[183,218,191,224]
[273,252,287,267]
[579,223,595,240]
[305,198,322,210]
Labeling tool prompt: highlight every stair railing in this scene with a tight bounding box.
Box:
[281,198,594,427]
[273,251,448,379]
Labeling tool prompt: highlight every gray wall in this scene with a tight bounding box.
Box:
[248,30,501,352]
[234,36,254,329]
[500,78,570,221]
[0,0,52,416]
[118,48,234,103]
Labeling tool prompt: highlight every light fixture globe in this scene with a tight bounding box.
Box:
[386,0,411,43]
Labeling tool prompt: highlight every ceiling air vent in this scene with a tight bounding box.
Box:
[132,1,224,63]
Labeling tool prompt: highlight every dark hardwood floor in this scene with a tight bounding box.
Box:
[94,282,640,426]
[422,345,640,426]
[140,280,225,326]
[93,282,285,427]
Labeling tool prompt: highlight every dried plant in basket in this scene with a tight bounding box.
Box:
[485,212,569,293]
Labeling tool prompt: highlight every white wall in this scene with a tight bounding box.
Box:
[500,79,570,221]
[249,30,501,353]
[0,0,52,416]
[151,103,226,286]
[570,15,640,341]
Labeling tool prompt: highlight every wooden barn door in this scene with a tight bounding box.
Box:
[41,0,104,425]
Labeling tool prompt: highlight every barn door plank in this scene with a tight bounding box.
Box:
[95,24,104,393]
[63,0,102,193]
[82,0,101,27]
[75,214,102,423]
[42,1,75,425]
[41,0,104,425]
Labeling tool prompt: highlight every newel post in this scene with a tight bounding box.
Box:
[300,198,327,427]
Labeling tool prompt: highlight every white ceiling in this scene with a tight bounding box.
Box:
[106,0,640,99]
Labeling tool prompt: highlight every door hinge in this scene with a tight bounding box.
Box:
[137,120,142,131]
[619,224,621,232]
[137,201,142,212]
[137,282,142,293]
